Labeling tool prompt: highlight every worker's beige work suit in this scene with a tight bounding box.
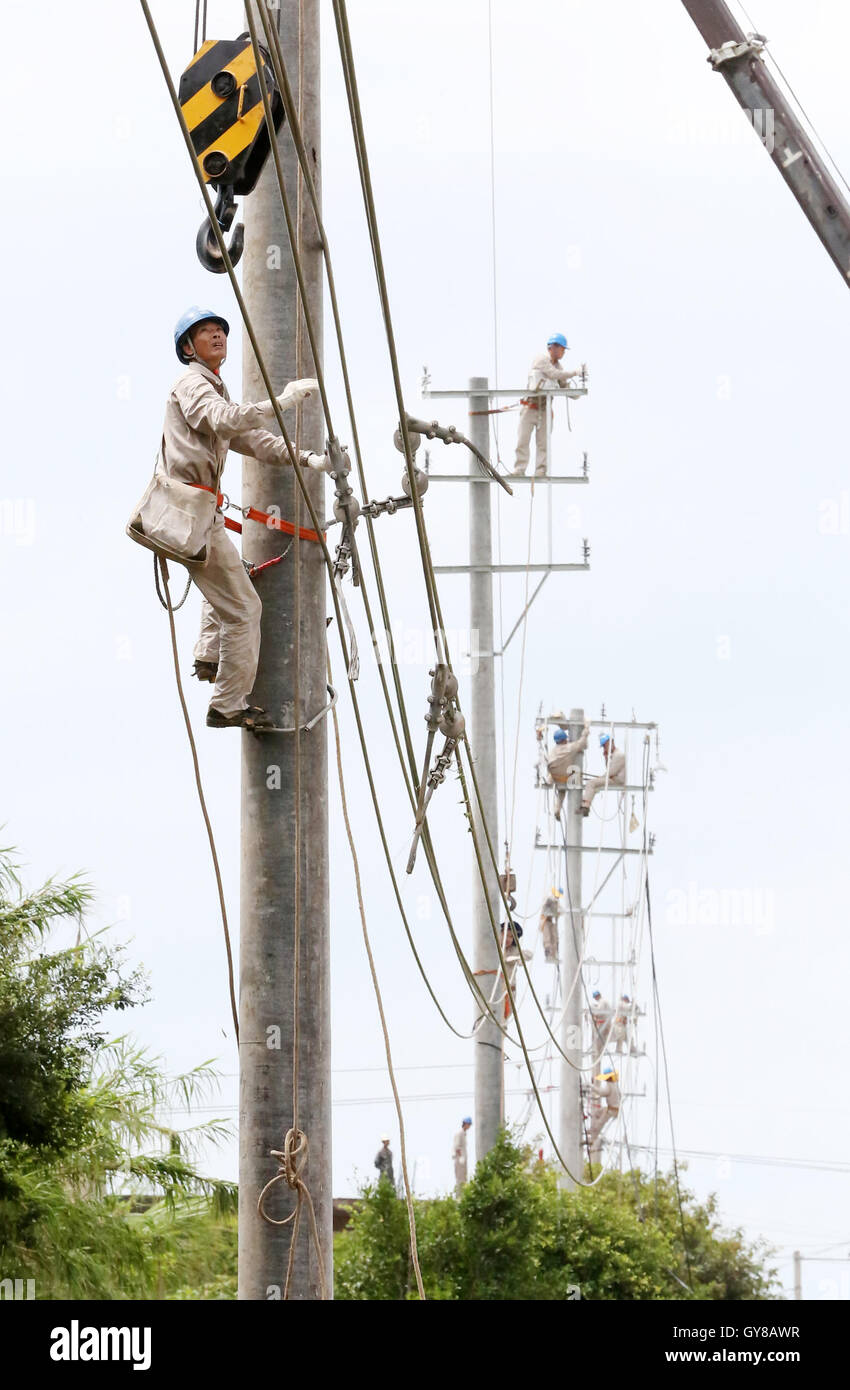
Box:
[611,1000,635,1054]
[583,750,626,813]
[162,361,292,715]
[514,353,574,476]
[539,894,560,964]
[547,727,589,817]
[587,1078,621,1152]
[452,1128,469,1195]
[589,998,612,1056]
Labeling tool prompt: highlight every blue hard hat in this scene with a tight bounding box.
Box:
[174,306,230,363]
[462,1116,472,1125]
[599,732,611,746]
[547,332,568,349]
[553,729,568,744]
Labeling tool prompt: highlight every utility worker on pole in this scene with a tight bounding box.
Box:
[611,995,636,1054]
[539,888,562,965]
[374,1135,395,1189]
[589,990,612,1055]
[513,333,585,477]
[587,1067,621,1153]
[581,733,627,816]
[543,718,590,817]
[452,1117,472,1195]
[162,307,331,731]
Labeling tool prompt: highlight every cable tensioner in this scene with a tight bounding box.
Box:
[406,664,465,874]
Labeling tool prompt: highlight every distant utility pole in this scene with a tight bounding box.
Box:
[535,715,657,1181]
[557,707,586,1190]
[793,1250,802,1300]
[422,375,589,1166]
[468,376,503,1158]
[239,0,331,1300]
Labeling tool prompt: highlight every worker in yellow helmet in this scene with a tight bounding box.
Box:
[587,1067,620,1153]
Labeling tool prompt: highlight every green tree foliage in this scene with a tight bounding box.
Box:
[0,849,237,1299]
[335,1132,779,1301]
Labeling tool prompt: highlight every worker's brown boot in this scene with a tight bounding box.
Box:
[206,705,275,731]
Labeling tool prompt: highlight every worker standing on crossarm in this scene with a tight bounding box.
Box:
[161,307,331,731]
[374,1135,395,1189]
[513,333,586,477]
[589,990,613,1055]
[452,1117,472,1195]
[544,718,590,817]
[582,733,626,816]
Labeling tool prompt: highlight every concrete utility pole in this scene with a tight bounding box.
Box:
[559,707,585,1189]
[680,0,850,288]
[421,374,589,1166]
[239,0,331,1300]
[468,376,503,1160]
[793,1250,802,1300]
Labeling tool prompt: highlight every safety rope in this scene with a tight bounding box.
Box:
[157,557,239,1042]
[153,552,191,610]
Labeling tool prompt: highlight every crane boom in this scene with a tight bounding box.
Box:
[680,0,850,287]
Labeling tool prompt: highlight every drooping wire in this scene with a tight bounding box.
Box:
[157,558,239,1043]
[329,654,425,1299]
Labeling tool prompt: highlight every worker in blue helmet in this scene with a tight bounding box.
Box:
[582,732,626,816]
[513,334,587,477]
[453,1116,473,1194]
[544,715,590,817]
[611,994,637,1055]
[153,307,327,730]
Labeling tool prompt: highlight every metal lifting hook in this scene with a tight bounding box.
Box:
[196,184,245,273]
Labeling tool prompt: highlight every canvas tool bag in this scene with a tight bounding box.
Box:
[126,438,221,572]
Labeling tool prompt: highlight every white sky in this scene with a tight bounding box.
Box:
[4,0,850,1300]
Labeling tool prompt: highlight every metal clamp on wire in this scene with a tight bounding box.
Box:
[406,666,465,874]
[328,437,360,585]
[324,438,361,680]
[402,414,512,495]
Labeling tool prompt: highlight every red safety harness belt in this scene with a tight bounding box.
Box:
[191,484,325,544]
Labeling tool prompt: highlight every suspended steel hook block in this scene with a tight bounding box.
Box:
[178,34,285,273]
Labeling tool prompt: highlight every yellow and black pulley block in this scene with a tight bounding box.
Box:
[178,35,285,272]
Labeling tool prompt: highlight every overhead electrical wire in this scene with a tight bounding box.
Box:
[146,0,670,1201]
